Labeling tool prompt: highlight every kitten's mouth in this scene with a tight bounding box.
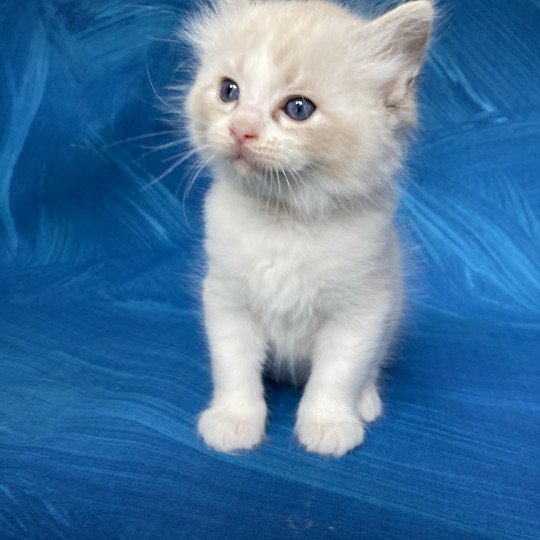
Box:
[227,146,291,179]
[230,148,262,174]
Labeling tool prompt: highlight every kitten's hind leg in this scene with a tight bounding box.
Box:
[357,380,382,423]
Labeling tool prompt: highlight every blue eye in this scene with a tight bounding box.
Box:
[284,96,316,121]
[219,79,239,102]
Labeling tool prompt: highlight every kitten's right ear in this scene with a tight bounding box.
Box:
[359,0,434,106]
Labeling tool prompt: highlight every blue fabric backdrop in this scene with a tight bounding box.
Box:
[1,0,539,538]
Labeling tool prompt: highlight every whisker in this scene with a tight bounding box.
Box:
[285,164,314,220]
[102,130,177,150]
[177,154,215,226]
[134,140,186,161]
[145,59,170,110]
[282,165,301,220]
[279,163,304,222]
[137,139,188,151]
[141,149,200,190]
[181,153,214,201]
[273,165,290,219]
[161,144,211,164]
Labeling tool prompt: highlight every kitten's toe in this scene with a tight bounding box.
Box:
[295,413,365,457]
[198,404,266,453]
[357,383,382,423]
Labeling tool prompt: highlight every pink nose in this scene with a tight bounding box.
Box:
[229,108,262,145]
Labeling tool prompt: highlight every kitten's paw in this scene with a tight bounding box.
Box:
[295,413,365,457]
[198,404,266,453]
[357,384,382,423]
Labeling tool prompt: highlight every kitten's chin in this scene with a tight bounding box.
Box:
[231,155,258,175]
[220,151,265,179]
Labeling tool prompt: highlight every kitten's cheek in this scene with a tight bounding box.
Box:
[186,89,205,122]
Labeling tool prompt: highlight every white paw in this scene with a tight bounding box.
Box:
[357,384,382,423]
[198,404,266,453]
[295,413,365,457]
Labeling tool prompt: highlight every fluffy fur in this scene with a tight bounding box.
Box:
[184,0,433,456]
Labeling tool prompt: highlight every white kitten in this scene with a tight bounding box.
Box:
[184,0,433,456]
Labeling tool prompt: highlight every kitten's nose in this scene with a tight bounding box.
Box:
[229,108,262,145]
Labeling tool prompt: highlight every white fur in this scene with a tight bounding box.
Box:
[184,0,433,456]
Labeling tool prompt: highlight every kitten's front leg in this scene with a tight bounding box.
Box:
[198,278,267,452]
[295,308,390,457]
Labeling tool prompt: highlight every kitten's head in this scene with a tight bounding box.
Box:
[183,0,433,215]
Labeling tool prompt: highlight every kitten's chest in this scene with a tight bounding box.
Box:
[233,219,325,316]
[234,220,327,363]
[204,182,389,364]
[206,188,333,331]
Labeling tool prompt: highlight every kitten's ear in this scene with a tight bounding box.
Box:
[361,0,434,106]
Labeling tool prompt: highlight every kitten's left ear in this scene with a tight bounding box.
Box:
[361,0,434,106]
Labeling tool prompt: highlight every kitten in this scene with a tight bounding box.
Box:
[184,0,433,456]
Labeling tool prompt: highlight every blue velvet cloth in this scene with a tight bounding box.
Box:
[1,1,539,538]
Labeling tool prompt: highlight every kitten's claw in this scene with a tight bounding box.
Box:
[357,384,382,423]
[198,404,266,453]
[295,414,365,457]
